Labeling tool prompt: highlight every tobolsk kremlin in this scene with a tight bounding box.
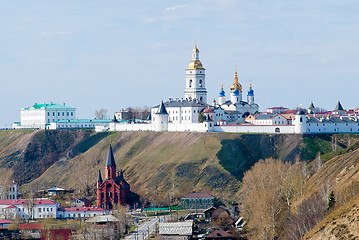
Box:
[14,44,359,134]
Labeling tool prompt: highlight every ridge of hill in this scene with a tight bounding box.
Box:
[0,130,357,203]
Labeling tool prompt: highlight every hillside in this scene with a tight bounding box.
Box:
[301,140,359,239]
[0,130,357,204]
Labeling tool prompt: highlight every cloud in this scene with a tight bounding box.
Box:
[143,17,157,23]
[164,4,188,11]
[32,31,72,38]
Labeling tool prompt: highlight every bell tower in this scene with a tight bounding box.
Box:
[184,44,207,103]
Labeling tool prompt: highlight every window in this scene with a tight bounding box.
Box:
[67,112,69,116]
[189,79,192,88]
[71,112,73,116]
[58,112,60,116]
[43,208,45,211]
[199,79,202,87]
[39,208,41,213]
[53,112,55,116]
[48,112,50,116]
[62,112,64,116]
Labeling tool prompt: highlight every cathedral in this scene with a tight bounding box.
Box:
[151,44,259,127]
[96,145,139,210]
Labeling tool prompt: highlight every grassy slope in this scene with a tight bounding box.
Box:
[1,130,357,205]
[301,136,359,239]
[304,197,359,240]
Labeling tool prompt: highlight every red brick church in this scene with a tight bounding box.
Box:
[97,145,139,210]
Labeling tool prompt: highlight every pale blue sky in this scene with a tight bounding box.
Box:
[1,0,358,127]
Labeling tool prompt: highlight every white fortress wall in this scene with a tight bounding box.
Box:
[213,125,295,134]
[167,122,211,132]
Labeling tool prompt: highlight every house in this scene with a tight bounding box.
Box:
[59,207,108,219]
[0,220,13,229]
[204,230,239,240]
[204,206,231,223]
[47,187,65,196]
[0,198,60,220]
[181,193,215,210]
[158,221,193,240]
[71,198,92,207]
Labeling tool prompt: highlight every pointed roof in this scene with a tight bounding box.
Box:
[334,101,344,111]
[157,101,168,115]
[111,115,118,123]
[97,170,103,182]
[309,102,315,109]
[105,145,116,167]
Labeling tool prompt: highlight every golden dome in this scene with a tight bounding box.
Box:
[230,71,242,92]
[187,60,205,70]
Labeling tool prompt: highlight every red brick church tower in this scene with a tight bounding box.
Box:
[96,145,133,210]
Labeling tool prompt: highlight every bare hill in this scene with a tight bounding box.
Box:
[1,130,356,204]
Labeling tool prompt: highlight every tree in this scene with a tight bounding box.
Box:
[0,168,13,199]
[241,159,290,240]
[95,108,108,119]
[327,190,336,210]
[241,159,309,240]
[198,112,206,123]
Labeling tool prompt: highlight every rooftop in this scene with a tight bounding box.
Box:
[182,192,214,199]
[24,102,75,110]
[159,221,193,236]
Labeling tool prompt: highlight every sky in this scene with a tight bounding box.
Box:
[0,0,358,127]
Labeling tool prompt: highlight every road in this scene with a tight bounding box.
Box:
[125,216,166,240]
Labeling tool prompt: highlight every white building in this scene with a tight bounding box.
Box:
[0,198,60,220]
[58,207,108,219]
[14,102,76,129]
[0,181,18,200]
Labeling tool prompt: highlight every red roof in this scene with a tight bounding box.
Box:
[19,223,43,230]
[0,199,58,206]
[268,107,288,110]
[64,207,106,212]
[203,108,215,113]
[5,205,17,209]
[182,193,214,199]
[0,220,13,224]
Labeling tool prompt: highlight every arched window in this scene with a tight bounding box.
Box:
[300,117,303,122]
[189,79,192,88]
[199,79,202,87]
[200,96,203,102]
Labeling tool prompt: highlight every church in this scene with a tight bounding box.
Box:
[96,145,139,210]
[151,44,259,127]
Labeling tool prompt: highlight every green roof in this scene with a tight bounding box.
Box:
[24,103,75,110]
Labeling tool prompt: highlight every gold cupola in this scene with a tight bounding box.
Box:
[230,67,242,92]
[187,44,205,70]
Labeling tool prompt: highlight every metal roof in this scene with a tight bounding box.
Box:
[24,102,75,110]
[159,221,193,236]
[182,192,214,199]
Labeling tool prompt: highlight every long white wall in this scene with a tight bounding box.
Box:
[213,125,295,134]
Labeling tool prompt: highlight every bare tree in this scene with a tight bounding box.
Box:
[0,168,13,199]
[95,108,108,119]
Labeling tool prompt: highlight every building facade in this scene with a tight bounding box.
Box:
[96,145,139,210]
[14,102,76,129]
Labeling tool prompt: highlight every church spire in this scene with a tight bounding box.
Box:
[106,145,116,167]
[105,145,116,179]
[97,170,103,182]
